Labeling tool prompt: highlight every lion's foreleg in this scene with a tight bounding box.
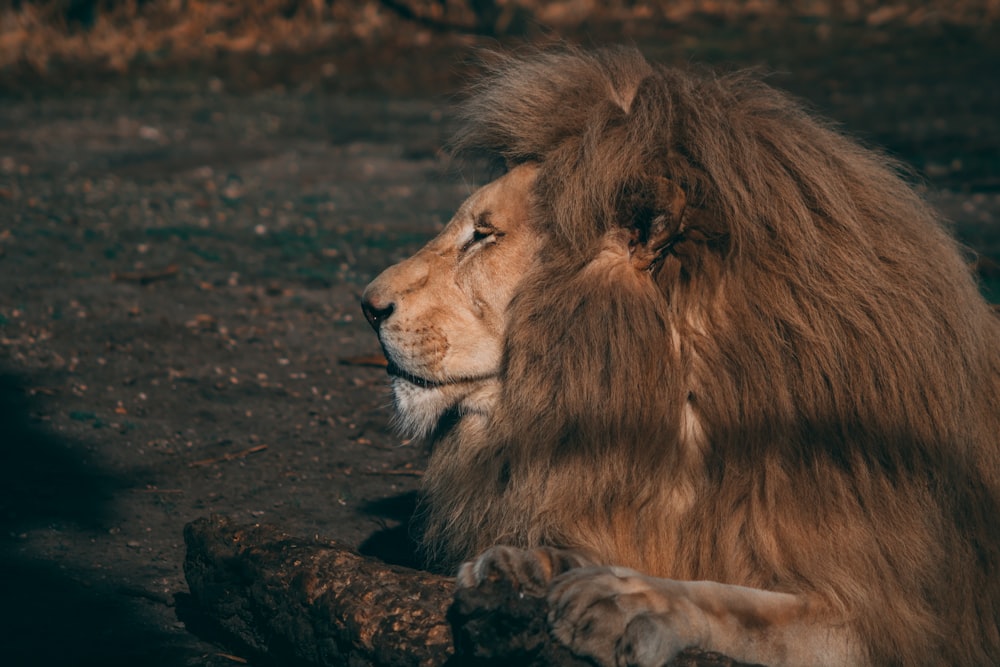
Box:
[548,567,865,667]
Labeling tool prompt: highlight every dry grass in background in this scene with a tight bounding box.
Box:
[2,0,999,76]
[1,0,356,72]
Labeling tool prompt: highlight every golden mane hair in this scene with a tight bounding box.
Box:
[419,47,1000,665]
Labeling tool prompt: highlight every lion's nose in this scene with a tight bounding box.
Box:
[361,294,395,331]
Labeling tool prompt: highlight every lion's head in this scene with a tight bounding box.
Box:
[361,164,542,438]
[362,47,1000,666]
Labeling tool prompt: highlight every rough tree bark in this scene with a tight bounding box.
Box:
[183,515,756,666]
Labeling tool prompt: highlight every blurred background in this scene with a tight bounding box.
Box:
[2,1,1000,92]
[3,1,1000,193]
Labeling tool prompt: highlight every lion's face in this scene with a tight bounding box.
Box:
[362,164,542,437]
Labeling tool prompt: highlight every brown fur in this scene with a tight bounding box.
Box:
[386,47,1000,665]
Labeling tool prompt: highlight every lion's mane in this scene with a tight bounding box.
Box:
[420,47,1000,665]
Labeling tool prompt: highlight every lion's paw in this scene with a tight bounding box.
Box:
[548,567,705,667]
[456,545,592,596]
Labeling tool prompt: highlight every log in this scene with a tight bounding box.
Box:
[182,515,454,667]
[182,515,756,666]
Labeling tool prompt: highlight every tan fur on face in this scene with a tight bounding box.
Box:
[363,165,541,437]
[365,47,1000,666]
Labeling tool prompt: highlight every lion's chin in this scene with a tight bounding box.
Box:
[390,375,499,440]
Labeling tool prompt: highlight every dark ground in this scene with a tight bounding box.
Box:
[1,19,999,667]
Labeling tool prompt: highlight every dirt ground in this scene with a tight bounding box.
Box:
[1,20,999,667]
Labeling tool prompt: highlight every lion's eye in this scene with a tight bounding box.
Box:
[460,225,498,255]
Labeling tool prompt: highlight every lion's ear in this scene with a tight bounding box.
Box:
[627,176,687,272]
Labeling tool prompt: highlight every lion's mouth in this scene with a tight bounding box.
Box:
[386,362,443,389]
[386,361,497,390]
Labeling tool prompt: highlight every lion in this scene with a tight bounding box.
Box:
[361,47,1000,666]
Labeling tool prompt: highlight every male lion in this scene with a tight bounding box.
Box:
[361,47,1000,666]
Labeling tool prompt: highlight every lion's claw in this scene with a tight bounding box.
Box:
[457,545,550,595]
[456,545,594,596]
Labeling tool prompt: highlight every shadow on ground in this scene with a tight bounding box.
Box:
[358,490,424,570]
[0,371,197,666]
